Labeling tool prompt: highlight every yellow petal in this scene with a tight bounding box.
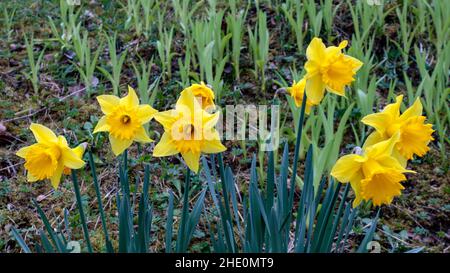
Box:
[176,88,201,114]
[153,110,177,129]
[361,112,393,136]
[121,86,140,108]
[153,133,179,157]
[399,97,422,122]
[362,131,385,150]
[365,132,400,159]
[349,173,364,208]
[181,151,200,173]
[345,55,364,72]
[109,135,133,156]
[391,148,408,168]
[30,123,58,144]
[134,127,153,143]
[325,85,346,97]
[376,155,412,173]
[203,111,221,129]
[202,139,226,154]
[306,37,326,62]
[380,95,403,121]
[138,105,158,124]
[61,147,85,169]
[97,95,120,114]
[50,161,65,189]
[93,116,109,133]
[27,172,39,182]
[305,73,326,105]
[16,146,31,158]
[72,143,87,159]
[331,154,364,183]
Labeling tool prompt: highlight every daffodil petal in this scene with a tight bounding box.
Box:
[138,105,158,124]
[176,88,201,114]
[27,172,39,182]
[121,86,140,108]
[392,148,408,168]
[306,37,326,62]
[349,173,364,208]
[305,73,326,105]
[331,154,364,183]
[365,133,400,159]
[154,110,177,129]
[30,123,58,144]
[109,135,133,156]
[16,146,31,158]
[50,161,65,189]
[134,127,153,143]
[153,133,178,157]
[362,131,385,150]
[93,116,109,133]
[62,147,85,169]
[345,55,364,72]
[399,97,423,122]
[202,139,226,154]
[97,95,120,114]
[181,151,200,173]
[361,112,393,135]
[72,143,86,159]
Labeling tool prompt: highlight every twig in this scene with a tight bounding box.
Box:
[3,108,46,123]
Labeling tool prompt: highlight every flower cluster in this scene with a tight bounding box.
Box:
[286,38,434,207]
[16,83,224,188]
[331,96,434,207]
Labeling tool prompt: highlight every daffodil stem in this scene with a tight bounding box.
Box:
[88,152,113,253]
[71,170,93,253]
[289,91,307,212]
[176,167,191,252]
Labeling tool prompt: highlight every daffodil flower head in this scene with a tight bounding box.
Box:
[181,81,215,111]
[93,86,158,156]
[288,77,314,114]
[153,89,226,173]
[331,133,414,207]
[304,37,363,105]
[361,95,434,165]
[16,123,85,189]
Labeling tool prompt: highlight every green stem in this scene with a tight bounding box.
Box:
[88,152,113,253]
[176,167,191,252]
[288,91,307,211]
[71,170,93,253]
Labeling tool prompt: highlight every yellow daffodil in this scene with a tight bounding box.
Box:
[331,133,414,207]
[93,86,158,156]
[16,123,85,189]
[304,37,363,105]
[287,77,314,114]
[152,89,226,173]
[181,81,215,110]
[361,95,434,166]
